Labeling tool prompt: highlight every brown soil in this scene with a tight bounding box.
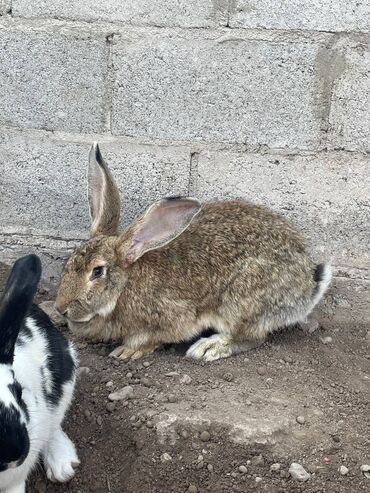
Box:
[1,263,369,493]
[30,319,369,493]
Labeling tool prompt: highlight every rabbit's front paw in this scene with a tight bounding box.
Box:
[44,429,80,483]
[186,334,233,362]
[109,343,159,360]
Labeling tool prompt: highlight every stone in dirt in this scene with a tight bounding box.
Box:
[339,465,349,475]
[200,431,210,442]
[181,374,192,385]
[160,452,172,462]
[289,463,311,482]
[108,385,134,401]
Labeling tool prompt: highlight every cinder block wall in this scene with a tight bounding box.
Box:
[0,1,369,325]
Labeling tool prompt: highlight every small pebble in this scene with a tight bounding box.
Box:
[181,374,192,385]
[143,361,151,368]
[270,463,281,472]
[207,464,214,472]
[223,372,234,382]
[165,371,179,377]
[238,465,248,474]
[140,377,151,387]
[339,465,349,475]
[255,477,262,484]
[321,336,333,344]
[332,435,340,443]
[161,453,172,462]
[168,394,177,403]
[251,455,265,467]
[257,367,267,376]
[106,381,113,388]
[200,431,211,442]
[296,416,305,425]
[108,385,134,402]
[106,402,116,413]
[78,367,90,377]
[96,416,102,426]
[289,462,311,482]
[188,485,198,493]
[126,372,133,378]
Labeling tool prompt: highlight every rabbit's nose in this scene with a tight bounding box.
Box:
[55,301,68,317]
[57,307,68,317]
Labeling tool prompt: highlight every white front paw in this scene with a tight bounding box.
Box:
[44,429,80,483]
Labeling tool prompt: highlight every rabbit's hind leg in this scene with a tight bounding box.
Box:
[186,333,233,362]
[186,333,264,362]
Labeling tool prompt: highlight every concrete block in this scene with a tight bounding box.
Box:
[12,0,229,28]
[0,130,191,238]
[229,1,370,33]
[0,0,11,15]
[189,150,370,267]
[0,230,82,292]
[329,45,370,152]
[112,35,323,149]
[0,29,108,133]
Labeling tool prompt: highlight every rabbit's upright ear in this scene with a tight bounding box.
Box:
[0,255,41,364]
[88,143,121,238]
[119,197,201,266]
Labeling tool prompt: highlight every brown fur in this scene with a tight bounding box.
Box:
[56,144,331,362]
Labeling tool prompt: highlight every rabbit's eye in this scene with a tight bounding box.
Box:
[91,266,104,280]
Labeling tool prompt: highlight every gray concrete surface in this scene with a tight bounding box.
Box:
[112,34,322,148]
[12,0,229,28]
[0,29,108,133]
[0,5,369,324]
[230,1,370,32]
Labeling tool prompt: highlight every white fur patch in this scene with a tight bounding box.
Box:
[126,333,150,350]
[97,299,117,318]
[44,429,79,483]
[186,334,233,362]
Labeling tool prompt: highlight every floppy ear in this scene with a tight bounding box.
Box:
[88,143,121,238]
[0,255,41,364]
[120,197,201,266]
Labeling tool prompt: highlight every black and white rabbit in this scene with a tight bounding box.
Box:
[0,255,79,493]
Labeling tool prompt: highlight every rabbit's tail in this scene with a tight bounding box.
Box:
[311,262,332,309]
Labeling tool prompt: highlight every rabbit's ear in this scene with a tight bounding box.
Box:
[0,255,41,364]
[88,143,121,238]
[120,197,201,266]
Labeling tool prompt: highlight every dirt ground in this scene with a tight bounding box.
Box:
[1,263,369,493]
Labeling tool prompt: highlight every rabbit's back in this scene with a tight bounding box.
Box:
[116,200,315,342]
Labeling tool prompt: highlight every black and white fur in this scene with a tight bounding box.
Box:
[0,255,79,493]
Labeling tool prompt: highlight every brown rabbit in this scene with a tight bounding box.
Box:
[56,143,331,362]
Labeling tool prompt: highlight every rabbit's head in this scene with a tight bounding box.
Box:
[0,255,41,473]
[56,144,201,326]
